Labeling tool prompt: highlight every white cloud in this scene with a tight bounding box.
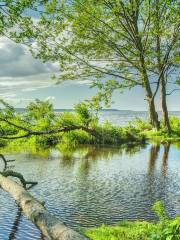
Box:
[0,37,58,103]
[0,37,93,106]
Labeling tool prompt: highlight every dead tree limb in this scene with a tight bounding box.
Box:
[0,154,37,189]
[1,170,38,189]
[0,174,89,240]
[0,154,15,171]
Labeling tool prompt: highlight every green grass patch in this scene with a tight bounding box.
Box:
[132,117,180,142]
[85,201,180,240]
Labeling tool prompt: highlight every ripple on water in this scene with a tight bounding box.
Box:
[0,143,179,239]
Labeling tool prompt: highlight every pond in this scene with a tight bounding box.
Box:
[0,142,179,240]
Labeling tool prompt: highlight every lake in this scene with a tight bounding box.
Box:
[0,111,180,240]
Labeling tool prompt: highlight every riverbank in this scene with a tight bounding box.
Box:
[0,100,179,148]
[85,217,180,240]
[85,202,180,240]
[1,117,179,150]
[130,116,180,142]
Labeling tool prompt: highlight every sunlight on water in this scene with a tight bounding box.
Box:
[0,142,179,240]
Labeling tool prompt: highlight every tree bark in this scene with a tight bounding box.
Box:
[147,98,160,130]
[155,0,171,134]
[138,54,160,130]
[0,174,89,240]
[133,18,160,130]
[160,76,171,133]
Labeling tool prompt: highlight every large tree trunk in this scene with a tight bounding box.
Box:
[140,61,160,130]
[160,76,171,134]
[133,15,160,130]
[0,174,89,240]
[147,98,160,130]
[155,0,171,134]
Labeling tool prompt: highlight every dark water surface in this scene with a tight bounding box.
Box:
[0,111,180,240]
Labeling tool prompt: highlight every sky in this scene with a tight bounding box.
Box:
[0,37,179,111]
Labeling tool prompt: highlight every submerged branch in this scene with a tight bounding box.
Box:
[0,154,37,188]
[0,154,88,239]
[0,174,89,240]
[1,170,38,189]
[0,154,15,171]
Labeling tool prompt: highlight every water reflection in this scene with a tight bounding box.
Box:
[7,207,45,240]
[8,207,22,240]
[0,142,179,240]
[147,144,160,174]
[161,143,170,177]
[145,143,176,218]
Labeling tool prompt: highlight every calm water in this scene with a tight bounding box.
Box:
[0,111,180,240]
[99,110,180,126]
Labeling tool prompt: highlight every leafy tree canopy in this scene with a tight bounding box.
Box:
[14,0,179,98]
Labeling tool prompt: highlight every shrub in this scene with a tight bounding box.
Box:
[61,129,94,145]
[133,118,152,131]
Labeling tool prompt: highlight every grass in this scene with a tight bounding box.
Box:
[85,218,180,240]
[131,117,180,142]
[85,202,180,240]
[86,221,156,240]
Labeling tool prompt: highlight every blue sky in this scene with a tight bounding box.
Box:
[0,37,179,110]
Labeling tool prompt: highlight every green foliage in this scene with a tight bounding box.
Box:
[25,99,55,121]
[75,102,97,127]
[0,1,25,34]
[150,201,180,240]
[150,216,180,240]
[0,99,144,148]
[61,130,93,145]
[0,99,179,149]
[86,202,180,240]
[0,139,7,147]
[152,201,167,222]
[15,0,179,122]
[170,117,180,136]
[96,122,142,145]
[24,0,179,84]
[133,118,153,131]
[34,135,59,147]
[86,221,155,240]
[132,117,180,141]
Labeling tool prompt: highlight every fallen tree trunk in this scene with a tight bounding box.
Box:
[0,174,89,240]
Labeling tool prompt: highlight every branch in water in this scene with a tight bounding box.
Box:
[2,170,38,189]
[0,154,37,189]
[0,154,15,171]
[0,174,89,240]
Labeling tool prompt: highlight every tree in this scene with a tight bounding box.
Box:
[1,1,179,130]
[151,0,179,133]
[9,0,176,128]
[0,1,37,36]
[16,0,180,130]
[0,99,99,139]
